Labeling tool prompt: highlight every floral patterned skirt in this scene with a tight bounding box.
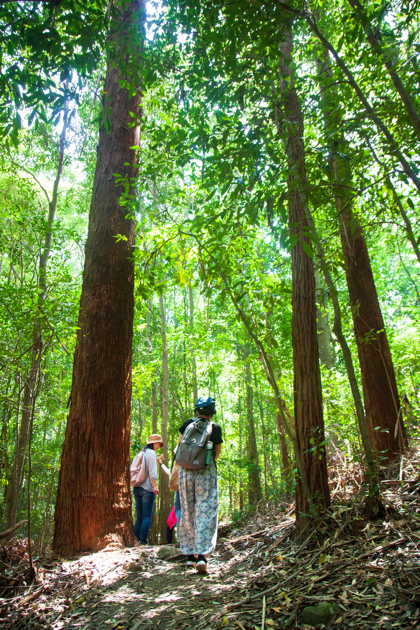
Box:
[178,462,218,556]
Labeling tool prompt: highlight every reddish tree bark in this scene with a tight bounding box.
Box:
[317,48,407,462]
[278,20,330,526]
[53,0,144,555]
[338,208,407,459]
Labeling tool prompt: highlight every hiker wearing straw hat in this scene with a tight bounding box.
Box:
[132,433,164,544]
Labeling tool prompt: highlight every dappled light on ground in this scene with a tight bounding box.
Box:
[1,450,419,629]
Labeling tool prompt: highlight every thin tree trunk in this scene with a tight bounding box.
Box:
[315,271,335,368]
[4,376,22,510]
[275,411,292,483]
[278,19,330,526]
[347,0,420,136]
[226,288,295,441]
[238,398,244,513]
[362,136,420,263]
[231,293,294,478]
[0,376,13,519]
[229,466,233,514]
[182,289,189,411]
[303,10,420,191]
[38,475,55,555]
[151,381,159,433]
[53,0,144,555]
[317,48,407,462]
[5,100,70,528]
[315,242,369,454]
[384,174,420,264]
[188,285,198,401]
[137,399,144,444]
[254,382,269,497]
[158,294,170,544]
[244,357,262,506]
[231,294,294,477]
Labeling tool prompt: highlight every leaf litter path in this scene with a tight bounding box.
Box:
[58,539,276,630]
[3,449,420,629]
[2,516,294,629]
[16,518,294,630]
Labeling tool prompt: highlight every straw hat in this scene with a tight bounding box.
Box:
[147,433,164,446]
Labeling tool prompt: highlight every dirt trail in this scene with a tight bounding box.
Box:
[35,539,260,630]
[3,451,419,629]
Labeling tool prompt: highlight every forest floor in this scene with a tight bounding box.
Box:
[1,448,419,630]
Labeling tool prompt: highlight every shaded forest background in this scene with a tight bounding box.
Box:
[0,0,418,553]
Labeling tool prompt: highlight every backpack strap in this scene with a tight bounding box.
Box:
[137,447,148,479]
[182,418,198,441]
[200,419,213,447]
[143,446,150,478]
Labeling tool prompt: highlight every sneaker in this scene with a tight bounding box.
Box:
[196,555,208,575]
[185,554,196,566]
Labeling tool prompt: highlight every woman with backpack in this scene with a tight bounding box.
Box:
[176,397,223,574]
[132,434,164,544]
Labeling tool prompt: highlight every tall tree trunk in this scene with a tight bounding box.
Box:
[313,228,381,502]
[5,101,70,528]
[338,208,407,459]
[278,20,330,526]
[244,357,262,506]
[53,0,144,555]
[158,294,170,544]
[317,48,407,462]
[347,0,420,136]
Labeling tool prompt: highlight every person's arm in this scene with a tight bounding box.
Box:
[213,423,223,460]
[160,462,170,476]
[147,451,160,494]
